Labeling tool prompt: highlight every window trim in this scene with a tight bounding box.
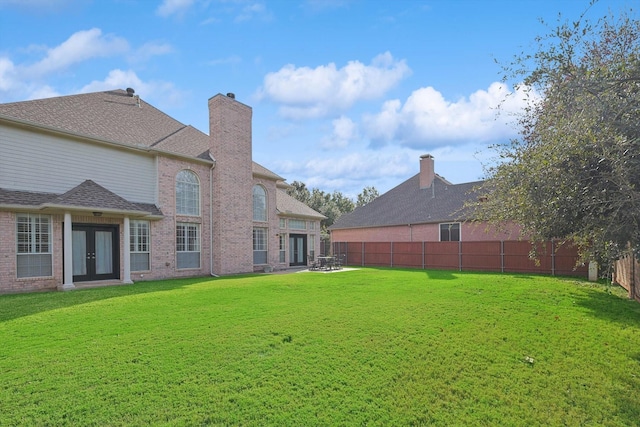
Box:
[176,222,201,269]
[289,219,307,230]
[253,185,267,222]
[253,227,268,265]
[176,169,201,216]
[130,220,150,272]
[439,222,461,242]
[16,213,53,278]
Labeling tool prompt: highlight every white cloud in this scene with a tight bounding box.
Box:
[0,57,16,92]
[275,147,417,196]
[156,0,194,17]
[28,85,60,100]
[79,69,187,109]
[363,82,534,148]
[256,52,411,120]
[28,28,129,77]
[321,115,359,149]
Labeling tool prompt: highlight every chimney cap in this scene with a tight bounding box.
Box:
[126,87,135,97]
[420,153,434,159]
[226,92,235,99]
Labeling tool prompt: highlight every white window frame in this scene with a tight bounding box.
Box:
[176,170,200,216]
[439,222,461,242]
[130,220,150,271]
[176,223,201,269]
[16,213,52,278]
[309,234,316,259]
[279,234,286,263]
[253,185,267,222]
[289,219,306,230]
[253,227,268,264]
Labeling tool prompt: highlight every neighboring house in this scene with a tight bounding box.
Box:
[0,89,324,293]
[330,154,520,242]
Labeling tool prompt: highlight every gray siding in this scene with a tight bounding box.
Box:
[0,125,156,204]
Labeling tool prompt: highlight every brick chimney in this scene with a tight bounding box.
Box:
[209,93,254,275]
[419,154,435,189]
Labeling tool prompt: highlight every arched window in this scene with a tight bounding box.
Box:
[176,170,200,216]
[253,185,267,222]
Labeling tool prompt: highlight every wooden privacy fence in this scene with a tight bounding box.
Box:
[331,240,588,277]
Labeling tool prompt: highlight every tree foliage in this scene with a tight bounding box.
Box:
[357,186,380,207]
[473,5,640,271]
[286,181,378,233]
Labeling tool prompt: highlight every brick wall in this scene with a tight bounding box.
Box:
[331,221,522,243]
[132,156,213,282]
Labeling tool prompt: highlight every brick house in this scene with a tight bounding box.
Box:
[0,89,324,293]
[330,154,520,242]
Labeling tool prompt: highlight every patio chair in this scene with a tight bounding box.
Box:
[308,254,320,271]
[334,254,345,270]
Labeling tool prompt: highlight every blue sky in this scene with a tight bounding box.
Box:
[0,0,633,198]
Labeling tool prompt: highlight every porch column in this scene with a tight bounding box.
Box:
[62,212,75,290]
[123,216,133,284]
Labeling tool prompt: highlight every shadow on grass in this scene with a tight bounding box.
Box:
[574,286,640,329]
[0,274,260,323]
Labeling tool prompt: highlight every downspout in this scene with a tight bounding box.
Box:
[209,155,219,277]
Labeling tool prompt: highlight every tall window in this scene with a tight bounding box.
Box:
[130,220,150,271]
[309,234,316,259]
[16,214,52,278]
[279,234,286,263]
[440,223,460,242]
[253,185,267,222]
[253,227,267,264]
[176,223,200,269]
[176,170,200,216]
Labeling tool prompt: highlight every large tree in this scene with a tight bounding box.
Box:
[474,6,640,272]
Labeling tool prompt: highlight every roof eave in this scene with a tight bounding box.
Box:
[39,203,161,218]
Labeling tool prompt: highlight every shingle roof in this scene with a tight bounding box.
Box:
[0,89,212,158]
[253,162,285,181]
[330,175,483,230]
[0,180,163,217]
[276,189,326,220]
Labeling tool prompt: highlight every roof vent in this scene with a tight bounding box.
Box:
[126,87,135,97]
[226,92,235,99]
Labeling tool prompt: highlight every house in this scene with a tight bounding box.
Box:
[329,155,593,278]
[0,89,324,293]
[330,154,519,242]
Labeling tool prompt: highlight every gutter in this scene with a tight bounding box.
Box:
[209,153,219,277]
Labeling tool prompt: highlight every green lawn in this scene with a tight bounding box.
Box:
[1,268,639,426]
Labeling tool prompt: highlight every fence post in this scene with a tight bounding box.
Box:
[361,242,365,267]
[551,240,556,276]
[501,240,504,273]
[459,241,462,271]
[422,241,425,270]
[390,242,394,267]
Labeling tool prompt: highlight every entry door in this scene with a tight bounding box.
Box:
[289,234,307,266]
[72,224,120,282]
